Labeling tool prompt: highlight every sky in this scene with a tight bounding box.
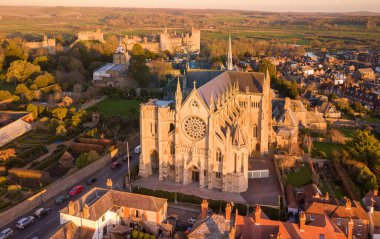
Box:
[0,0,379,12]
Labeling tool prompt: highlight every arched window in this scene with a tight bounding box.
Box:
[253,125,258,138]
[170,142,175,155]
[216,148,222,162]
[234,153,237,173]
[169,123,175,133]
[241,154,244,172]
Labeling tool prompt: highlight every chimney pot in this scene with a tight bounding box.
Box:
[255,205,261,225]
[345,198,351,209]
[201,199,208,220]
[225,203,232,221]
[299,211,306,231]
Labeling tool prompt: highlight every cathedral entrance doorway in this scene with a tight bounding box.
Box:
[192,170,199,182]
[150,150,159,174]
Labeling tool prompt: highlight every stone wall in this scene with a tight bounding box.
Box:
[0,148,119,228]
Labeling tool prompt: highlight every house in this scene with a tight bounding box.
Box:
[363,190,380,239]
[50,188,168,239]
[188,201,348,239]
[354,68,375,81]
[301,66,315,76]
[305,198,369,239]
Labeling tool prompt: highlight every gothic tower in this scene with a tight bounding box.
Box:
[227,34,233,71]
[113,36,129,65]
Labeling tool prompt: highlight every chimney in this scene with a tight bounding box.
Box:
[347,217,353,239]
[229,225,236,239]
[374,190,378,196]
[255,205,261,225]
[225,202,232,221]
[201,199,208,220]
[325,192,329,201]
[68,201,74,215]
[83,204,90,219]
[345,198,351,209]
[284,97,290,110]
[235,209,239,227]
[299,211,306,231]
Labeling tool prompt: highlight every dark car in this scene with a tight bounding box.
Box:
[86,177,97,185]
[111,161,122,169]
[33,207,51,218]
[55,195,70,205]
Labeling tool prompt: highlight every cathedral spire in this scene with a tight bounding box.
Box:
[227,34,233,71]
[175,77,182,106]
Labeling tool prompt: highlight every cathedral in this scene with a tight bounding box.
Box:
[139,37,272,192]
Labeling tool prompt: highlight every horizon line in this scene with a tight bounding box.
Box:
[0,4,379,14]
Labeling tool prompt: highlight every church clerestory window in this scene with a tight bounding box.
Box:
[216,148,222,162]
[170,143,175,155]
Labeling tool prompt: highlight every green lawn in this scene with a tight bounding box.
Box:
[312,142,345,159]
[337,127,356,138]
[89,98,143,118]
[286,166,312,187]
[319,180,346,199]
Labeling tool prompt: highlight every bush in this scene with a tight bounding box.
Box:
[8,184,22,193]
[0,176,6,185]
[131,230,139,239]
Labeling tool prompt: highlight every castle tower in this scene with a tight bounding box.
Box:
[113,35,129,65]
[227,34,233,71]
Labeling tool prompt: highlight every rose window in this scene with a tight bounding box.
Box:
[183,116,207,140]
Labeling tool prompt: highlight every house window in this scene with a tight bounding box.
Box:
[319,234,325,239]
[358,220,362,227]
[216,172,222,179]
[102,215,105,222]
[357,228,362,236]
[310,215,314,221]
[337,218,341,226]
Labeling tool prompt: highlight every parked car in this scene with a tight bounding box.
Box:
[134,145,141,154]
[55,195,70,205]
[15,216,34,229]
[69,185,84,196]
[111,161,122,169]
[33,207,51,218]
[86,177,97,185]
[187,217,197,224]
[0,228,13,239]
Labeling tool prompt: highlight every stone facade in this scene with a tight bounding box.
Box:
[77,29,104,42]
[24,35,56,54]
[125,27,200,54]
[139,70,272,193]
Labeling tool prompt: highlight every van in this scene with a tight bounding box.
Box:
[134,145,141,154]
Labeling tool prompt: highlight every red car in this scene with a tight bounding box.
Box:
[69,185,84,196]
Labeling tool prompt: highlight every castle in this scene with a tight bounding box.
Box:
[24,36,56,54]
[125,27,200,54]
[77,29,104,42]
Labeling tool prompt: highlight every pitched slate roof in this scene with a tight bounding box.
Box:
[60,188,167,221]
[196,71,265,107]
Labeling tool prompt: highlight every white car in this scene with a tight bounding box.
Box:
[15,216,34,229]
[33,207,51,218]
[188,217,197,224]
[0,228,13,239]
[134,145,141,154]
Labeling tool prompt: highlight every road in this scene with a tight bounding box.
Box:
[1,152,139,239]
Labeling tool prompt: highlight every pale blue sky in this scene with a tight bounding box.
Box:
[0,0,379,12]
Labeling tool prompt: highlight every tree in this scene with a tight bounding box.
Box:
[131,44,145,56]
[51,107,68,122]
[34,72,54,88]
[0,90,18,102]
[2,40,28,69]
[26,104,38,119]
[346,130,380,173]
[15,83,29,95]
[6,60,41,83]
[76,153,89,169]
[71,110,86,127]
[56,124,67,135]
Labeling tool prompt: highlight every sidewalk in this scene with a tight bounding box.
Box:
[79,95,108,110]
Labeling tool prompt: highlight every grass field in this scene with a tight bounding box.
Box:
[312,142,345,159]
[337,127,356,138]
[89,98,143,118]
[319,179,346,199]
[286,165,312,187]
